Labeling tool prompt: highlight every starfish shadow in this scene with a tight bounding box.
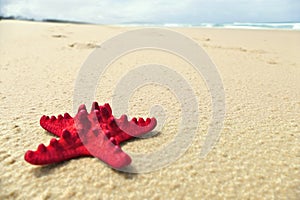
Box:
[121,131,162,145]
[138,130,162,139]
[111,131,162,177]
[111,165,139,179]
[43,130,58,137]
[31,158,86,178]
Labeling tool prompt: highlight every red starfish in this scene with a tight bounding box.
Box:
[24,102,157,168]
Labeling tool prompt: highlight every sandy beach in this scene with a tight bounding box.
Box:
[0,20,299,199]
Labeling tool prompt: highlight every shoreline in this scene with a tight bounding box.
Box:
[1,19,300,31]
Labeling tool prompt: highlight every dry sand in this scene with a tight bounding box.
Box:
[0,20,299,199]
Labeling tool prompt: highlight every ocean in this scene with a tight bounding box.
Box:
[119,22,300,30]
[1,17,299,30]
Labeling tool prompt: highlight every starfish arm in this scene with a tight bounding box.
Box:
[24,129,90,165]
[24,127,131,168]
[82,128,131,168]
[38,102,110,137]
[40,113,74,137]
[111,115,157,143]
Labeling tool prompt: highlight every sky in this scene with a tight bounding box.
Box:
[0,0,299,24]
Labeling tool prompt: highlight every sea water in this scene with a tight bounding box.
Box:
[118,22,300,30]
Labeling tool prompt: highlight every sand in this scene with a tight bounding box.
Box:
[0,20,299,199]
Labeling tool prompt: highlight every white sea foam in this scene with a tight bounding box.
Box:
[116,22,300,30]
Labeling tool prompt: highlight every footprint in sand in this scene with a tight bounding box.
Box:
[51,34,67,38]
[68,42,101,49]
[267,60,278,65]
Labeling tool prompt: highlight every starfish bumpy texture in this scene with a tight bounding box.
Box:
[24,102,157,168]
